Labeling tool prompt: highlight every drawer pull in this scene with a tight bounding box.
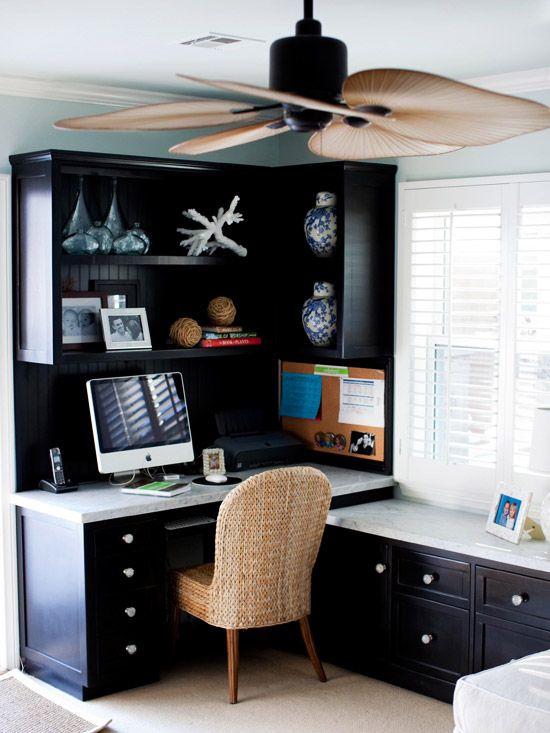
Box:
[125,644,137,655]
[125,607,137,618]
[512,593,529,607]
[122,533,134,544]
[375,563,387,575]
[421,633,435,645]
[422,573,438,586]
[122,567,135,578]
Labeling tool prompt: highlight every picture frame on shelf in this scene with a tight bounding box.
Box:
[100,307,152,351]
[485,484,532,544]
[202,448,225,476]
[62,292,107,350]
[89,279,140,309]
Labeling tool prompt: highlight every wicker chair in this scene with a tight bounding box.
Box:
[170,465,332,703]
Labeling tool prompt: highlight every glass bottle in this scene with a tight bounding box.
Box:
[87,221,113,254]
[62,176,92,238]
[102,178,126,239]
[62,229,100,255]
[127,222,151,254]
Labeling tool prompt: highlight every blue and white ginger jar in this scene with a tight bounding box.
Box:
[302,281,337,347]
[304,191,337,258]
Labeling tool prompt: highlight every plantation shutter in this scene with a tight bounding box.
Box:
[405,186,503,471]
[513,182,550,471]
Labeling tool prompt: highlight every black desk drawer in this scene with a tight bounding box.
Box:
[94,522,156,557]
[394,548,470,607]
[476,567,550,630]
[96,588,161,631]
[96,629,160,675]
[96,553,158,592]
[475,613,550,671]
[392,595,469,681]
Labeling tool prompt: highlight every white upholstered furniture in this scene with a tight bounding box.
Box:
[453,649,550,732]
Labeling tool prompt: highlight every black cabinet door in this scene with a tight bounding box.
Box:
[474,613,550,671]
[311,525,389,673]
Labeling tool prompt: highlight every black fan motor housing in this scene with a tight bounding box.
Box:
[269,29,348,131]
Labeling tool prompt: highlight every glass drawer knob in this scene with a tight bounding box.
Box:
[125,644,137,655]
[423,573,437,585]
[125,607,137,618]
[421,634,434,645]
[512,593,528,606]
[375,563,387,574]
[122,567,135,578]
[122,533,134,544]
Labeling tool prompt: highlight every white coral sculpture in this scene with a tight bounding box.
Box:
[177,195,247,257]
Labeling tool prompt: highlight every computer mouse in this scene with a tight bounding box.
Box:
[204,473,228,484]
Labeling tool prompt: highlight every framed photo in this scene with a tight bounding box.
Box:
[486,485,532,544]
[89,279,140,308]
[62,292,107,349]
[101,308,152,350]
[202,448,225,475]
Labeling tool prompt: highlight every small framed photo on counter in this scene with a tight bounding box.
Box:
[486,484,532,544]
[202,448,225,476]
[101,308,152,350]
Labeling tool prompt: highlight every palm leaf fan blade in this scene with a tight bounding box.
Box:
[343,69,550,146]
[54,100,260,131]
[170,119,289,155]
[308,120,462,160]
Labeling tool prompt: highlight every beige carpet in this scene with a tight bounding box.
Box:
[84,648,454,733]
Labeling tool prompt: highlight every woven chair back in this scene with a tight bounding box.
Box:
[208,466,331,629]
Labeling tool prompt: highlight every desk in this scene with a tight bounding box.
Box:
[11,465,394,700]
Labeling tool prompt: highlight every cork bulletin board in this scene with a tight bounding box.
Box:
[280,361,386,464]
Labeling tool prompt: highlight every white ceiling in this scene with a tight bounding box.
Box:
[1,0,550,96]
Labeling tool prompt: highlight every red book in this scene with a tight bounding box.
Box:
[200,337,262,348]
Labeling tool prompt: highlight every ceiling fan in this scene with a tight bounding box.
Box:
[55,0,550,160]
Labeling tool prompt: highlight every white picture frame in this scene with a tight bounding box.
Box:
[100,308,152,351]
[486,484,532,544]
[62,294,106,347]
[202,448,225,476]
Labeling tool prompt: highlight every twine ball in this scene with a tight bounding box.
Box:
[207,296,236,326]
[169,317,202,348]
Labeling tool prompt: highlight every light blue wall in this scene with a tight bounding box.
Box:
[0,95,280,174]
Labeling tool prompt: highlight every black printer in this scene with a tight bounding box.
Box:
[213,407,305,471]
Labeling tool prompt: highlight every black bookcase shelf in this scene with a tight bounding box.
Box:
[61,345,267,363]
[60,255,249,267]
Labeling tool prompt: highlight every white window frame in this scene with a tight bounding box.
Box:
[395,172,550,513]
[0,174,18,672]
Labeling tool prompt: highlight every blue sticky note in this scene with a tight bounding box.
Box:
[280,372,322,420]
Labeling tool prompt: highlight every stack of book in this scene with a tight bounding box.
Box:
[200,325,261,348]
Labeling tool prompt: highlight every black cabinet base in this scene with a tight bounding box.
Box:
[372,664,456,704]
[22,656,160,701]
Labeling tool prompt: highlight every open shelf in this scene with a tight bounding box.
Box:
[60,254,247,267]
[61,344,267,363]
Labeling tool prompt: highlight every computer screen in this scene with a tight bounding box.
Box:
[87,372,194,474]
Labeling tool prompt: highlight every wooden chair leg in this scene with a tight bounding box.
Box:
[299,616,327,683]
[226,628,239,704]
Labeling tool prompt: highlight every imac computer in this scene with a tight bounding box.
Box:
[87,372,194,475]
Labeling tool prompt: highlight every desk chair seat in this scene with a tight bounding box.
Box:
[170,466,331,703]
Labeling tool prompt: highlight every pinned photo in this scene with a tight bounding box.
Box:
[349,431,376,456]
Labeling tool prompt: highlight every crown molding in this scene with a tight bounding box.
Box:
[465,67,550,93]
[0,67,549,108]
[0,76,183,107]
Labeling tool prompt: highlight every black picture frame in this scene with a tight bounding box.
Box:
[89,279,140,309]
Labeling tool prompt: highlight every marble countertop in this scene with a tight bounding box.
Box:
[10,464,394,524]
[327,499,550,573]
